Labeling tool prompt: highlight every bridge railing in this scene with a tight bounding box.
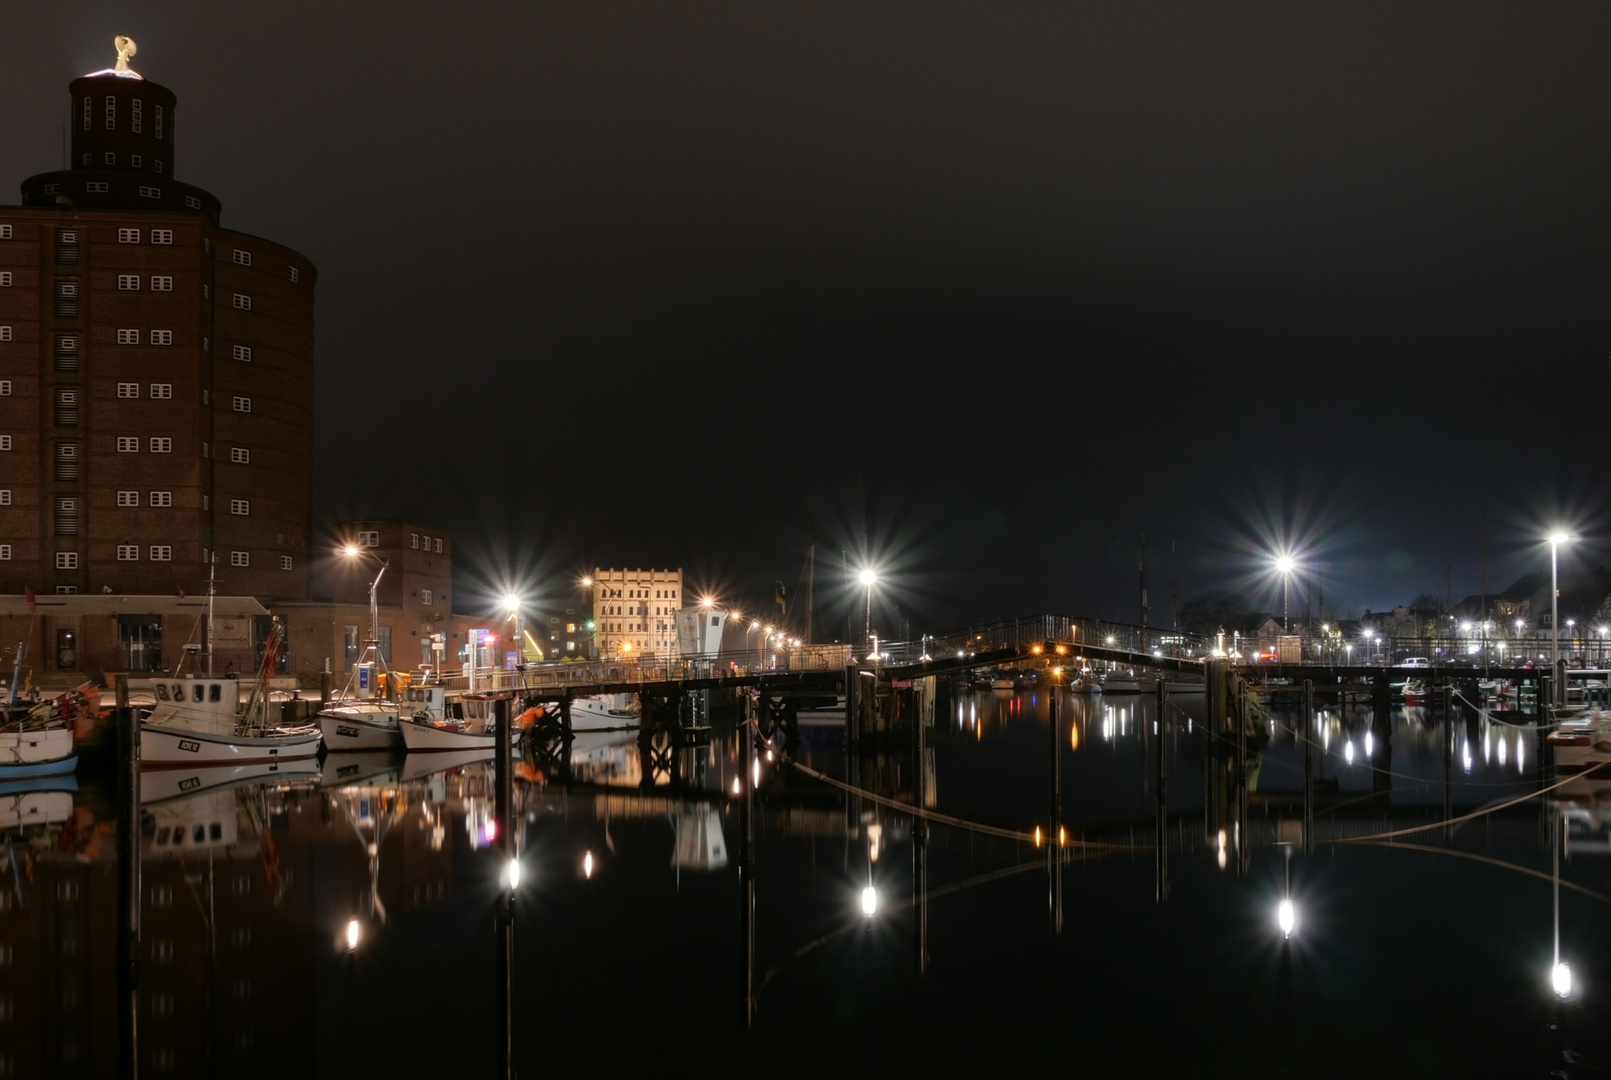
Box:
[426,643,855,697]
[871,615,1215,666]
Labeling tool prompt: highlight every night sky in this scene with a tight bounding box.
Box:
[5,3,1611,632]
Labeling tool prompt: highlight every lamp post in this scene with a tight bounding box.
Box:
[502,593,522,672]
[342,545,389,671]
[1549,532,1573,705]
[858,568,877,655]
[1274,555,1295,634]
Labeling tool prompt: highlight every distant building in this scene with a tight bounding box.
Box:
[592,567,683,658]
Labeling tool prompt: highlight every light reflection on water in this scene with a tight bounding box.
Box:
[0,685,1606,1074]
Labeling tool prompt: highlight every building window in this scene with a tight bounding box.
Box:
[150,276,173,292]
[343,625,359,664]
[0,327,9,341]
[0,226,10,240]
[54,389,78,426]
[117,382,138,399]
[149,383,172,400]
[55,334,79,371]
[360,530,379,547]
[0,436,11,451]
[117,228,140,245]
[233,249,251,266]
[280,555,293,571]
[116,491,137,506]
[435,538,442,553]
[421,589,432,606]
[55,552,77,570]
[289,266,300,283]
[105,95,116,126]
[230,550,249,567]
[377,627,392,663]
[149,437,171,453]
[0,381,9,396]
[54,442,77,480]
[116,437,138,453]
[232,293,251,310]
[0,491,9,506]
[232,397,251,413]
[149,491,172,507]
[85,181,109,194]
[104,152,116,166]
[55,586,77,595]
[232,345,252,362]
[55,230,78,264]
[410,533,418,549]
[139,186,161,200]
[152,229,173,244]
[230,499,249,516]
[117,328,139,344]
[117,275,140,291]
[54,498,77,535]
[117,545,138,561]
[0,546,10,560]
[131,98,142,132]
[150,330,173,345]
[0,273,9,287]
[422,535,430,549]
[131,154,141,168]
[184,195,200,209]
[150,545,171,562]
[230,447,249,464]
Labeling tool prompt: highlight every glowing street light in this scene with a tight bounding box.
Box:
[345,918,362,952]
[1273,554,1296,633]
[857,568,877,649]
[1277,898,1295,939]
[861,885,878,917]
[341,544,389,682]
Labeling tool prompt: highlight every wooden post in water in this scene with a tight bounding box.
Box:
[913,671,929,973]
[1048,677,1062,934]
[1155,678,1168,903]
[1302,679,1314,853]
[115,672,139,1080]
[493,697,513,1080]
[740,685,757,1026]
[319,669,332,708]
[843,664,860,833]
[1234,676,1249,877]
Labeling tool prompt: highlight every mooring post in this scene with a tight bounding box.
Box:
[1235,677,1249,877]
[913,669,929,973]
[740,688,757,1026]
[1302,679,1314,853]
[843,663,860,833]
[560,694,573,738]
[115,671,138,1080]
[493,697,513,1080]
[1048,677,1062,933]
[1155,678,1168,903]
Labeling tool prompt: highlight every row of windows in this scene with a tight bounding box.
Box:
[115,383,173,398]
[85,152,163,172]
[115,491,172,507]
[117,275,174,291]
[115,329,173,345]
[409,532,444,553]
[37,181,201,211]
[16,549,293,569]
[115,437,172,452]
[85,95,163,137]
[117,229,175,244]
[600,587,679,600]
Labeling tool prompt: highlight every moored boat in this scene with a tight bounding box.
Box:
[397,695,536,752]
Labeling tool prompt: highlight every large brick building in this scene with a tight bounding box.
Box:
[0,51,315,601]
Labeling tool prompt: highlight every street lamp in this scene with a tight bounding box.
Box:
[342,545,389,678]
[502,593,523,671]
[1548,531,1574,704]
[1273,554,1296,633]
[858,568,877,653]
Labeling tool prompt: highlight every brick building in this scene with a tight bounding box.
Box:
[0,50,315,600]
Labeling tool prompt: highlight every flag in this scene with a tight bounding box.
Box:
[24,587,35,614]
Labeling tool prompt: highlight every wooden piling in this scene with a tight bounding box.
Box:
[1155,678,1168,903]
[115,671,139,1080]
[493,697,513,1079]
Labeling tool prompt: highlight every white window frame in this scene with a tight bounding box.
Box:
[151,229,173,245]
[149,491,172,507]
[0,491,10,506]
[233,249,251,266]
[116,383,139,399]
[0,327,10,342]
[230,550,250,567]
[54,552,77,570]
[230,499,249,516]
[230,446,249,464]
[150,545,172,562]
[150,330,173,346]
[232,293,251,311]
[116,545,139,562]
[150,276,173,292]
[232,345,252,362]
[280,555,293,571]
[117,275,139,291]
[118,228,140,244]
[149,383,172,400]
[149,437,171,453]
[232,396,251,413]
[117,328,139,345]
[0,545,10,560]
[116,491,137,507]
[115,437,138,453]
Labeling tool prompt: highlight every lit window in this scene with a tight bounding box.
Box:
[150,383,172,400]
[118,228,140,244]
[138,186,161,199]
[230,447,249,464]
[117,275,140,291]
[117,328,138,345]
[116,545,138,561]
[232,294,251,310]
[150,330,172,345]
[280,555,293,571]
[115,437,138,452]
[116,383,138,399]
[149,492,171,507]
[232,396,251,413]
[150,276,173,292]
[230,499,249,516]
[232,345,252,362]
[116,491,137,507]
[55,552,77,570]
[150,545,171,562]
[149,437,171,453]
[230,550,249,567]
[151,229,173,245]
[233,249,251,266]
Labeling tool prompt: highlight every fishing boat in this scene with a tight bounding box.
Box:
[0,645,89,779]
[1102,676,1142,694]
[318,679,450,751]
[1403,678,1428,705]
[398,695,536,752]
[990,675,1016,691]
[140,618,322,767]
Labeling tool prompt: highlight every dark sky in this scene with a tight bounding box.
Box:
[5,3,1611,632]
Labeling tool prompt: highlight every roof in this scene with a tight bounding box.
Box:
[0,594,268,617]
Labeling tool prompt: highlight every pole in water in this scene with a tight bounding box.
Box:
[1302,679,1314,853]
[1048,674,1062,933]
[493,697,513,1080]
[740,686,757,1026]
[116,673,140,1080]
[913,673,929,974]
[1155,678,1168,903]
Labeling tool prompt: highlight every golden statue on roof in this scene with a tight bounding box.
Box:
[114,36,137,74]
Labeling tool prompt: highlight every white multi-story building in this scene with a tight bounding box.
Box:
[592,567,682,658]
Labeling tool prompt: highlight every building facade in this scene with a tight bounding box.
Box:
[592,567,683,658]
[0,56,315,601]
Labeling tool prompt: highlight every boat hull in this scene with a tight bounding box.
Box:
[317,713,403,751]
[0,726,77,776]
[141,722,323,767]
[398,719,524,752]
[140,757,322,804]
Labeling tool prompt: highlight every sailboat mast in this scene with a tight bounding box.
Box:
[804,521,815,647]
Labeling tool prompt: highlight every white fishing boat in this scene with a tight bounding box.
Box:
[140,619,322,767]
[397,695,534,752]
[319,680,455,751]
[0,648,88,779]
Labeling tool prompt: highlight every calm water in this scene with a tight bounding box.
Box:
[3,688,1608,1078]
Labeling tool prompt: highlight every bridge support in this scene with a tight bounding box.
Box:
[1048,680,1062,933]
[1302,679,1314,853]
[1155,678,1168,903]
